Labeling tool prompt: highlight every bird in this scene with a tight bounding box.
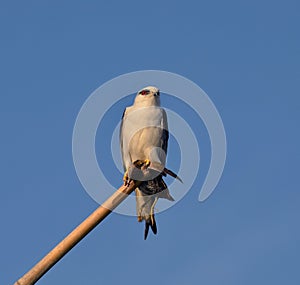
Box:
[120,86,181,239]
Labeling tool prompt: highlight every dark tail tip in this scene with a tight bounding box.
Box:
[144,222,150,240]
[144,217,157,240]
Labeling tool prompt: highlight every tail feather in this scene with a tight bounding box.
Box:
[144,216,157,240]
[144,222,150,240]
[135,166,180,240]
[150,216,157,234]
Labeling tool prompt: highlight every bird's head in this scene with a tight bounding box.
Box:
[134,86,160,106]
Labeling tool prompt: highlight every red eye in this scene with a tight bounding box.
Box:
[139,90,150,95]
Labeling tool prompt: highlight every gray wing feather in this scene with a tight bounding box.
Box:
[119,108,127,171]
[161,108,169,156]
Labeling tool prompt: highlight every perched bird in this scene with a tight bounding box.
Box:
[120,86,181,239]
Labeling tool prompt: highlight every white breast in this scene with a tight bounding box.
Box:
[121,106,166,167]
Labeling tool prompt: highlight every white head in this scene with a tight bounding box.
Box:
[134,86,160,106]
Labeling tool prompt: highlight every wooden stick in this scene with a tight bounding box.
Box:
[14,180,140,285]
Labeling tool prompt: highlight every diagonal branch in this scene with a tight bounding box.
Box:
[14,180,140,285]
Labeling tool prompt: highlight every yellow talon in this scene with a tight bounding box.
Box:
[144,159,151,167]
[132,159,151,169]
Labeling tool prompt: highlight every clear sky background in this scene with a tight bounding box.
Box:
[1,1,299,284]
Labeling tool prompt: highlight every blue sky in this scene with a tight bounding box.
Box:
[1,1,299,284]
